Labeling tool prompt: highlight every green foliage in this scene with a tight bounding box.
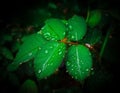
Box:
[83,28,102,45]
[67,15,87,41]
[87,10,102,28]
[8,33,48,71]
[40,18,66,41]
[66,45,92,81]
[34,41,66,79]
[19,79,38,93]
[8,15,98,82]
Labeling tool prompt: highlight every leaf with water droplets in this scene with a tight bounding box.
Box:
[66,45,92,82]
[34,41,66,79]
[67,15,87,41]
[7,33,48,71]
[40,18,66,41]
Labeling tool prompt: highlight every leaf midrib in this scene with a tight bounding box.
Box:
[15,36,43,62]
[42,43,61,70]
[76,47,82,78]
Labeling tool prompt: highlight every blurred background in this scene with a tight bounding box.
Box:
[0,0,120,93]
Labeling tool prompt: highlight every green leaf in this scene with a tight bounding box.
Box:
[7,33,48,71]
[34,41,66,79]
[39,18,66,41]
[87,10,102,28]
[66,45,92,82]
[67,15,87,41]
[82,28,102,45]
[19,79,38,93]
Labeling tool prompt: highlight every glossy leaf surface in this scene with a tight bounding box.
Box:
[67,15,87,41]
[8,33,48,71]
[40,18,66,41]
[34,41,66,79]
[66,45,92,82]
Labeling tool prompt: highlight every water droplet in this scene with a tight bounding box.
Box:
[58,49,61,52]
[19,63,22,65]
[41,27,44,30]
[37,31,42,34]
[69,25,72,30]
[45,32,50,36]
[38,47,41,50]
[56,69,59,72]
[66,22,68,25]
[71,64,74,67]
[91,68,94,71]
[59,51,62,55]
[86,69,89,71]
[63,32,65,35]
[47,64,50,66]
[66,70,68,73]
[38,70,41,73]
[67,62,70,66]
[50,46,53,48]
[71,35,74,39]
[45,50,48,54]
[28,52,32,56]
[51,38,55,40]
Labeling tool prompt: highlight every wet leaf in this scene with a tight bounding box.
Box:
[34,41,66,79]
[40,18,66,41]
[66,45,93,82]
[7,33,48,71]
[67,15,87,41]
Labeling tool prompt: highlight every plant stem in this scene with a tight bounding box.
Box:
[99,26,113,59]
[86,6,90,22]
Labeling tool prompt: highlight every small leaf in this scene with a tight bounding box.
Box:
[66,45,92,82]
[40,18,66,41]
[34,41,66,79]
[7,33,48,71]
[87,10,102,28]
[82,28,102,45]
[19,79,38,93]
[67,15,87,41]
